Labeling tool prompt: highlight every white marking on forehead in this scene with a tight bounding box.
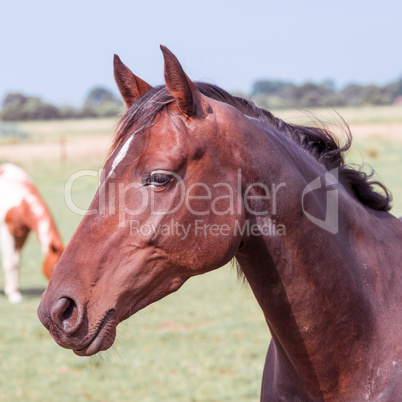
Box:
[108,135,134,179]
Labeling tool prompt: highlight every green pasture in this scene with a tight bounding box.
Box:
[1,106,402,401]
[0,160,268,401]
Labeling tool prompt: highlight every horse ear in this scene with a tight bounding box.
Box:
[113,55,153,108]
[160,45,203,117]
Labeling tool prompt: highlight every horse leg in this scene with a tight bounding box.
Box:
[0,223,23,304]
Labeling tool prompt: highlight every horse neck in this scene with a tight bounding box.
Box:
[23,184,62,255]
[232,119,400,392]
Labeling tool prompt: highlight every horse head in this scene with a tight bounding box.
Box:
[38,46,247,356]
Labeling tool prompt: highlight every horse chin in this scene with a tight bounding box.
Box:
[73,310,117,357]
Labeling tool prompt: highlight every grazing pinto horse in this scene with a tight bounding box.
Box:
[38,47,402,399]
[0,163,64,303]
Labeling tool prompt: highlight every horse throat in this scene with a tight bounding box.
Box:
[232,125,382,395]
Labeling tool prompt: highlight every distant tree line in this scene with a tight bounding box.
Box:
[250,76,402,109]
[2,76,402,121]
[0,87,123,121]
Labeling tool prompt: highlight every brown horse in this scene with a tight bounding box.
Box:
[0,163,64,303]
[38,47,402,400]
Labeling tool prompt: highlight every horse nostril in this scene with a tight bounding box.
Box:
[61,298,75,321]
[51,297,82,334]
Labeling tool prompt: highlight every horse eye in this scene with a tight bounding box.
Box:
[147,171,173,187]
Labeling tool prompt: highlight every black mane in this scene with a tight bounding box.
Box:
[111,82,392,212]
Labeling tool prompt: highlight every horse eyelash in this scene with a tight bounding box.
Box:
[143,171,173,187]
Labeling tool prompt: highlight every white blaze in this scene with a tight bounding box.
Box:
[107,135,134,179]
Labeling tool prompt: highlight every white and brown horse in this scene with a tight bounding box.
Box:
[0,163,64,303]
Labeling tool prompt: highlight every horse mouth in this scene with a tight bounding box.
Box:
[73,310,117,357]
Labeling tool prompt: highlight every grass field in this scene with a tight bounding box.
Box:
[0,105,401,401]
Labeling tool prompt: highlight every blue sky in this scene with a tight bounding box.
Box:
[1,0,401,106]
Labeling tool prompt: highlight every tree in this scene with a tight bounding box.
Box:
[1,93,60,121]
[251,80,293,96]
[361,85,393,105]
[392,77,402,98]
[81,87,123,117]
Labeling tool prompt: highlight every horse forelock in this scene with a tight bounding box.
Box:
[109,86,174,158]
[109,82,392,212]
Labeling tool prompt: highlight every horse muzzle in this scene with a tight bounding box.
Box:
[38,291,118,356]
